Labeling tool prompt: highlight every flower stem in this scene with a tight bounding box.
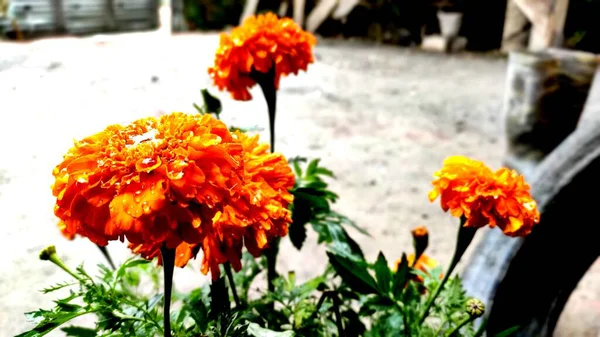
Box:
[160,246,175,337]
[224,262,241,308]
[40,246,84,282]
[445,314,476,337]
[329,292,346,337]
[96,244,116,270]
[252,63,278,297]
[315,291,346,337]
[252,62,277,152]
[418,219,477,325]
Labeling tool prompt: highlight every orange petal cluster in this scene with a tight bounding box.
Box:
[129,131,294,278]
[52,112,294,279]
[428,156,540,237]
[407,254,441,282]
[393,254,441,283]
[208,12,316,101]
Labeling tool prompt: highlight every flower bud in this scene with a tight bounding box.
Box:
[411,225,429,262]
[466,298,485,318]
[39,245,57,261]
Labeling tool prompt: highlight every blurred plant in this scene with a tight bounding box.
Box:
[182,0,244,30]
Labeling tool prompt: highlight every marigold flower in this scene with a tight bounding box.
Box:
[52,112,245,264]
[125,129,294,279]
[429,156,540,237]
[208,12,317,101]
[407,253,441,282]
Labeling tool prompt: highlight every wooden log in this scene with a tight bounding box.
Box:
[463,118,600,336]
[239,0,259,25]
[463,53,599,336]
[511,0,570,50]
[501,0,530,52]
[503,49,598,176]
[293,0,305,27]
[305,0,337,33]
[52,0,66,33]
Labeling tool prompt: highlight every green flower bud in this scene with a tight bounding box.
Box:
[39,245,57,261]
[466,298,485,318]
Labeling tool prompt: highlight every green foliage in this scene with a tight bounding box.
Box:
[288,157,368,261]
[182,0,244,31]
[21,160,484,337]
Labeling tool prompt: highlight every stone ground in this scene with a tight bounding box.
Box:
[0,32,598,337]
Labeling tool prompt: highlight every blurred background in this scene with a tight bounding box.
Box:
[0,0,599,52]
[1,0,599,336]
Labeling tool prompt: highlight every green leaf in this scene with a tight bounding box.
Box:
[116,259,151,280]
[40,282,77,294]
[246,323,295,337]
[61,326,96,337]
[391,254,410,300]
[193,102,206,115]
[290,157,306,177]
[358,295,396,316]
[16,309,91,337]
[327,252,378,295]
[495,325,520,337]
[374,252,391,294]
[314,167,335,178]
[305,159,320,176]
[288,219,307,250]
[201,88,222,115]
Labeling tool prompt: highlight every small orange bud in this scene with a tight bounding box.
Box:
[411,225,429,263]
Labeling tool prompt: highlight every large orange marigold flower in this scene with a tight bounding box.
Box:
[127,130,295,279]
[208,12,317,101]
[429,156,540,237]
[52,112,244,251]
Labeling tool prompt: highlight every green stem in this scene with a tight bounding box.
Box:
[96,244,116,270]
[224,262,241,308]
[419,220,477,325]
[252,62,277,152]
[445,315,476,337]
[315,291,346,337]
[434,319,447,336]
[329,292,346,337]
[112,311,148,323]
[160,246,176,337]
[394,301,411,337]
[473,318,489,337]
[48,253,85,282]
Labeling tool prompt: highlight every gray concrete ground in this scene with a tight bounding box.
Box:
[0,32,598,336]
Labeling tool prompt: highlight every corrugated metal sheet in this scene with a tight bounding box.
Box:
[1,0,158,35]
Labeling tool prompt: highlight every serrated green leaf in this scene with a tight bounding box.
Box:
[358,295,395,316]
[40,282,77,294]
[327,252,378,295]
[16,310,91,337]
[61,326,96,337]
[391,254,410,300]
[116,259,151,279]
[147,293,162,310]
[374,252,392,294]
[246,323,295,337]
